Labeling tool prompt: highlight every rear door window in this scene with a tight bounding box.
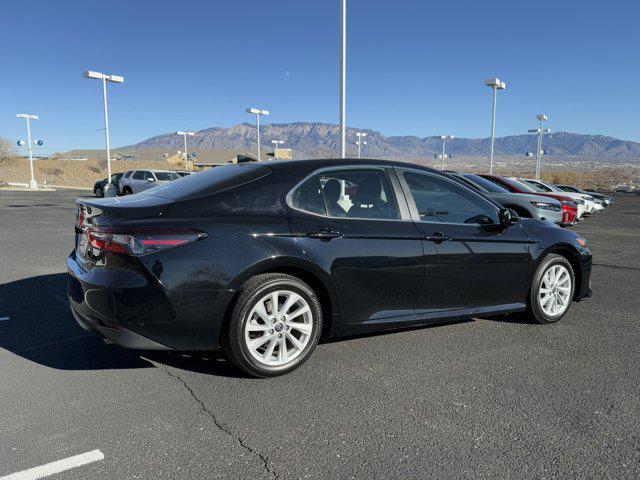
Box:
[317,169,399,220]
[132,171,145,180]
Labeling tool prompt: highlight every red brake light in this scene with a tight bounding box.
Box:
[85,227,206,256]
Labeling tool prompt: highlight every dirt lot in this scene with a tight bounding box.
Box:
[0,157,174,188]
[1,155,636,191]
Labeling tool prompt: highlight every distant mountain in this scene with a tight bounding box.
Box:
[125,122,640,160]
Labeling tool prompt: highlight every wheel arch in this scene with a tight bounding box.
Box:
[222,256,339,342]
[537,243,583,301]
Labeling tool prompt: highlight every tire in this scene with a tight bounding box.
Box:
[122,187,133,195]
[525,254,575,324]
[224,273,323,377]
[94,187,104,198]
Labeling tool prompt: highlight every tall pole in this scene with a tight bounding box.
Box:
[535,127,542,180]
[25,117,36,188]
[255,112,261,161]
[488,85,497,174]
[441,137,447,171]
[340,0,346,158]
[101,76,112,187]
[357,139,361,158]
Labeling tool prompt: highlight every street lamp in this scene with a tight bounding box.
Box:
[16,114,39,189]
[528,116,550,180]
[355,132,367,158]
[245,107,269,161]
[271,140,284,158]
[340,0,347,158]
[440,135,454,170]
[533,114,549,180]
[176,131,195,169]
[485,77,506,174]
[83,70,124,194]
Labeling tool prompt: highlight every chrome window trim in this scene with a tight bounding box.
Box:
[285,165,414,223]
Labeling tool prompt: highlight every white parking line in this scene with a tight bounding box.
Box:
[0,450,104,480]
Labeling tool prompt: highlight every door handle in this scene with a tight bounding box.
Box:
[308,229,343,240]
[424,232,451,242]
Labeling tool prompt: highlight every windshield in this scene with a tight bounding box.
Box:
[509,178,539,192]
[154,172,180,181]
[462,174,509,193]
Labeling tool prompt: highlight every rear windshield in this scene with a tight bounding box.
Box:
[141,164,272,200]
[154,172,180,181]
[463,174,509,193]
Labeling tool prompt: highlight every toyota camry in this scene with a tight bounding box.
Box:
[68,159,592,377]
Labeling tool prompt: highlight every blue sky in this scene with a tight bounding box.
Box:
[1,0,638,152]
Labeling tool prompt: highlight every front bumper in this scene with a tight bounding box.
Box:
[575,249,593,301]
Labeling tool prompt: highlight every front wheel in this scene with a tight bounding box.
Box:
[224,273,322,377]
[525,254,575,324]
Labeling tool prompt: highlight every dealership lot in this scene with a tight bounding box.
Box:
[0,189,638,479]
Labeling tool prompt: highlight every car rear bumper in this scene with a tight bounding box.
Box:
[67,252,231,351]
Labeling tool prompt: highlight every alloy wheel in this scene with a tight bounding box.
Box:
[538,264,572,317]
[244,290,313,367]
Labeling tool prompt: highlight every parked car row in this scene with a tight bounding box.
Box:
[93,169,191,197]
[452,173,612,227]
[71,159,594,377]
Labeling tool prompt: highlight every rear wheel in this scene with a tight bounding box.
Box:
[525,254,575,324]
[224,273,322,377]
[94,186,104,198]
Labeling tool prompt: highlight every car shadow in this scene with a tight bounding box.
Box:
[0,273,245,378]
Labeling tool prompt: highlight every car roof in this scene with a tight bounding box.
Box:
[255,157,442,174]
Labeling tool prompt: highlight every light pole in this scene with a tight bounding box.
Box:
[533,114,549,180]
[271,140,284,158]
[355,132,367,158]
[176,131,195,169]
[16,114,39,189]
[245,107,269,161]
[83,70,124,193]
[485,77,506,174]
[528,125,550,180]
[440,135,453,170]
[340,0,346,158]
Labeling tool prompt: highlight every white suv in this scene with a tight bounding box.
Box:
[119,170,181,195]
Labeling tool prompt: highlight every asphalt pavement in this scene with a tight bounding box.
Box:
[0,188,638,479]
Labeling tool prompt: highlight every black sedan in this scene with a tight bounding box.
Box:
[93,172,124,197]
[68,159,592,377]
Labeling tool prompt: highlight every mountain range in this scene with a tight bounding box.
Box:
[125,122,640,160]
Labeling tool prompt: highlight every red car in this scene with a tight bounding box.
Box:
[478,175,579,225]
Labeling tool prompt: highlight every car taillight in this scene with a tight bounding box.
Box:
[86,227,206,256]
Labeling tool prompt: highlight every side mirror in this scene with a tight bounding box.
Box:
[499,208,519,226]
[147,177,156,182]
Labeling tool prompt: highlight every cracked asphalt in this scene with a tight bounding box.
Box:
[1,189,639,479]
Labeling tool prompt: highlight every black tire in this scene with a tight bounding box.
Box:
[94,186,104,198]
[525,254,575,324]
[224,273,322,378]
[122,186,133,195]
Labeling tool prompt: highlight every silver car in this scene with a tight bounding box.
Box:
[451,172,565,226]
[119,169,181,195]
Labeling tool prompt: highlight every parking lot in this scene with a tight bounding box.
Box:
[0,188,638,479]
